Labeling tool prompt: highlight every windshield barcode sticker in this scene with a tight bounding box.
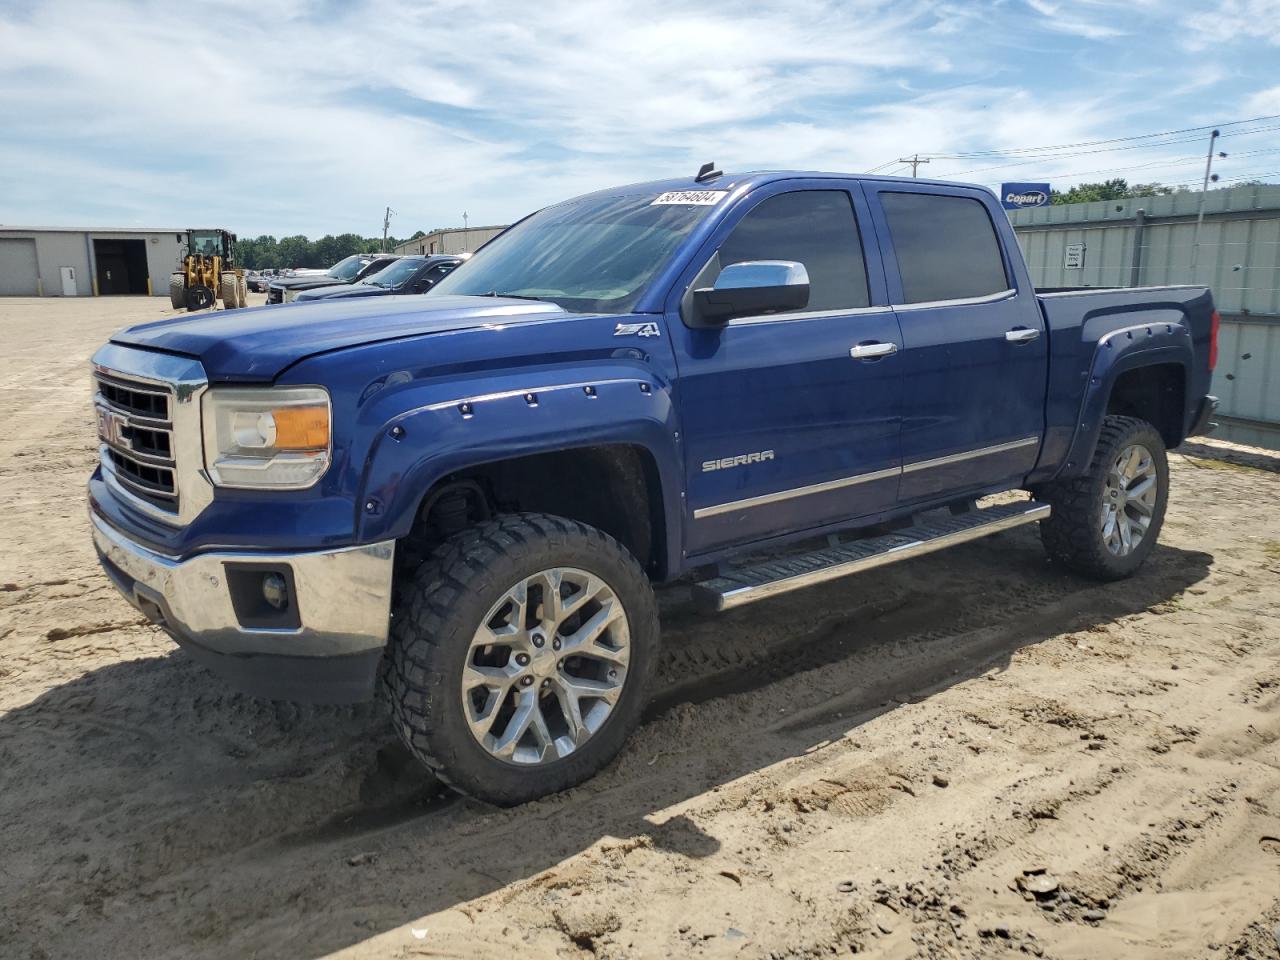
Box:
[650,191,727,205]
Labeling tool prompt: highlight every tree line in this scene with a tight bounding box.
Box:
[1050,178,1264,205]
[237,231,426,270]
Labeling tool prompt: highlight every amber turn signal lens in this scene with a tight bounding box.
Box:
[271,406,330,449]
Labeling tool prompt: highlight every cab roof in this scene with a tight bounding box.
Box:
[572,170,993,201]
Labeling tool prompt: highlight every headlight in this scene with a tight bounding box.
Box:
[202,387,331,489]
[284,289,299,302]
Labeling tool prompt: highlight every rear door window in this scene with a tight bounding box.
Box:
[714,190,870,313]
[880,192,1009,304]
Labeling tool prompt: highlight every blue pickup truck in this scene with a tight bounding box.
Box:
[89,169,1219,804]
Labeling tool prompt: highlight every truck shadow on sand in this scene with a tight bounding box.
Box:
[1,528,1212,958]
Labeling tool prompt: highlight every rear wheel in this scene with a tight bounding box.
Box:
[236,276,249,307]
[1035,415,1169,580]
[168,274,185,310]
[386,513,659,805]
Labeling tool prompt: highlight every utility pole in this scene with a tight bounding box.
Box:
[1190,130,1227,275]
[897,153,929,177]
[462,211,469,252]
[382,206,396,253]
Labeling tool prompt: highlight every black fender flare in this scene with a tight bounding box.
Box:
[1051,320,1192,481]
[354,371,685,578]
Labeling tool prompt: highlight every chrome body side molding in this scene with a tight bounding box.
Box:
[692,466,900,520]
[900,436,1039,475]
[694,437,1041,519]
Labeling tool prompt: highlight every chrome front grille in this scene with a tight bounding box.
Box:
[91,343,212,527]
[96,375,170,420]
[95,370,179,512]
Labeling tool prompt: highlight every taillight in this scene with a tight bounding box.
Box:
[1209,309,1220,371]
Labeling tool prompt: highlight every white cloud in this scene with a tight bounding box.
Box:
[1183,0,1280,47]
[1022,0,1127,39]
[0,0,1271,235]
[1244,84,1280,114]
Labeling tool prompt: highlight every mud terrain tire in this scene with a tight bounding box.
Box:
[386,513,659,805]
[168,274,185,309]
[1036,415,1169,581]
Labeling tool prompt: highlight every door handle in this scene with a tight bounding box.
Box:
[850,342,898,359]
[1005,327,1041,344]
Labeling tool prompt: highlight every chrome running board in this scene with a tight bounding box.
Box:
[690,501,1051,613]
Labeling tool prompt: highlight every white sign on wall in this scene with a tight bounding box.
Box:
[1064,243,1086,269]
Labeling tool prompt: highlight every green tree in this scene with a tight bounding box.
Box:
[1050,179,1192,206]
[1050,178,1132,204]
[276,235,312,269]
[232,231,422,269]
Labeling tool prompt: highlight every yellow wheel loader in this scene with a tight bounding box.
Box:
[168,229,248,311]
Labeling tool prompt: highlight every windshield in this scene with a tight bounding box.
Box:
[361,258,423,288]
[327,255,367,281]
[189,232,222,257]
[428,193,717,313]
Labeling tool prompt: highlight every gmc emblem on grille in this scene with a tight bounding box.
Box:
[96,407,131,450]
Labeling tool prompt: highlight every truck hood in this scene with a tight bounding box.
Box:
[111,295,570,382]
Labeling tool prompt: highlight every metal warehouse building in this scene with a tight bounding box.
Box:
[0,226,185,297]
[1008,184,1280,450]
[393,224,507,257]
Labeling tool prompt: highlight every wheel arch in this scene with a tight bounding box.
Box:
[394,443,673,580]
[353,375,685,581]
[1048,321,1194,483]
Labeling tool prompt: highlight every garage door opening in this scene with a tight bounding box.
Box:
[93,239,150,295]
[0,238,40,296]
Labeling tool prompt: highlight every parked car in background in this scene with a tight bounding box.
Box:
[267,254,398,304]
[292,255,461,302]
[245,271,271,293]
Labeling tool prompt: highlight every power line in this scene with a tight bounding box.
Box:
[924,113,1280,159]
[863,158,903,174]
[942,125,1280,177]
[866,113,1280,179]
[968,146,1280,184]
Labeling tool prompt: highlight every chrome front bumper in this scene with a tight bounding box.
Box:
[91,511,395,701]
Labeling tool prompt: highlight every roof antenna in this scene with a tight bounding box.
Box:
[694,161,722,183]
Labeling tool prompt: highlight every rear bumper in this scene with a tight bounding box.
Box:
[91,510,394,703]
[1188,395,1219,438]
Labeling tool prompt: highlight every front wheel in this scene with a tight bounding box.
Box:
[1035,415,1169,580]
[386,514,659,805]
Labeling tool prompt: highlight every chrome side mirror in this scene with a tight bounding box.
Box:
[693,260,810,323]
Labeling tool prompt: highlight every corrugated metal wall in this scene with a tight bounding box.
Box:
[0,228,185,297]
[393,225,507,256]
[1009,184,1280,450]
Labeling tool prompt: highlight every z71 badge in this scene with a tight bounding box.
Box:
[614,321,661,338]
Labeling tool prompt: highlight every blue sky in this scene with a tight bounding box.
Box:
[1,0,1278,238]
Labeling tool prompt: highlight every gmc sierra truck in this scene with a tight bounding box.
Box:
[88,170,1219,804]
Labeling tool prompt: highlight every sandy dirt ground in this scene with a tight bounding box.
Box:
[2,295,1279,960]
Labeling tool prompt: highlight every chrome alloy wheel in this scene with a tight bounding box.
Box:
[1100,443,1158,557]
[461,567,630,765]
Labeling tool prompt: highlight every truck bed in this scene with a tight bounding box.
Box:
[1033,284,1216,480]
